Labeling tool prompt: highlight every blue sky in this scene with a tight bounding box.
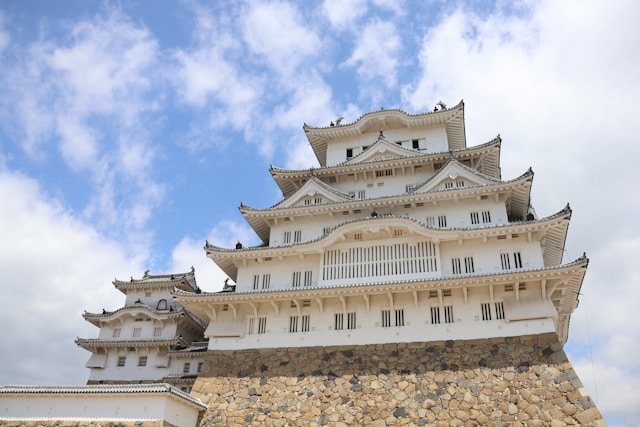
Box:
[0,1,638,425]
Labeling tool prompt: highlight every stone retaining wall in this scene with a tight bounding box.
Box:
[192,333,606,426]
[0,421,169,427]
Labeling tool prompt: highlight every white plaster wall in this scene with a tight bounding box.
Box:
[0,393,202,427]
[97,317,178,340]
[124,288,180,309]
[325,126,448,166]
[206,291,556,351]
[86,348,204,383]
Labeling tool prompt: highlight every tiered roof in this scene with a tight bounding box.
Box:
[207,205,571,281]
[303,101,466,166]
[114,268,199,294]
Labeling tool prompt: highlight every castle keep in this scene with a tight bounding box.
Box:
[1,101,606,426]
[173,101,606,425]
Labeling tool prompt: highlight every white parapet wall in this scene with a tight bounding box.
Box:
[0,384,206,427]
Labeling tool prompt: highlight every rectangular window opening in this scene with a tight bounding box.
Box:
[481,303,492,321]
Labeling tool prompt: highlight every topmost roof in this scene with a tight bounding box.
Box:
[113,268,199,294]
[303,100,465,166]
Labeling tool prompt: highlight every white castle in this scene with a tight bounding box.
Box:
[2,100,602,427]
[76,269,208,392]
[174,100,586,353]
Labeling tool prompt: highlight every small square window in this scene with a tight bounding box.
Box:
[138,356,147,366]
[117,356,126,367]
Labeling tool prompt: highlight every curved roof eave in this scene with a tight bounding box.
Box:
[175,255,588,303]
[243,166,533,220]
[114,269,198,294]
[82,305,187,326]
[204,205,573,280]
[270,133,499,197]
[227,169,536,250]
[303,101,465,166]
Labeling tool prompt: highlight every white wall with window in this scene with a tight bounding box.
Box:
[206,284,556,351]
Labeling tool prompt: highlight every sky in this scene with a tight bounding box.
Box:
[0,0,638,425]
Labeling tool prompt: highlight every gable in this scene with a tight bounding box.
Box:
[274,177,351,209]
[345,138,421,165]
[412,160,500,194]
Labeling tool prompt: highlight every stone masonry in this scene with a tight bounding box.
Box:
[192,333,606,426]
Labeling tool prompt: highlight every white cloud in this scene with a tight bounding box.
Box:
[0,170,143,385]
[170,219,259,292]
[171,5,263,151]
[322,0,368,29]
[0,10,9,54]
[241,1,321,77]
[344,20,401,91]
[0,9,167,247]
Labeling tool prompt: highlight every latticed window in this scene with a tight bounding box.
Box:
[381,310,391,327]
[289,316,298,333]
[132,328,141,337]
[481,303,492,321]
[500,253,511,270]
[464,256,475,273]
[303,271,312,287]
[138,356,147,367]
[335,313,344,330]
[153,327,162,337]
[482,210,491,223]
[322,241,438,281]
[444,306,454,324]
[395,309,405,327]
[438,215,447,228]
[495,302,505,320]
[292,271,301,288]
[470,212,480,224]
[113,328,121,338]
[301,315,310,332]
[183,362,190,374]
[262,274,270,289]
[452,258,462,275]
[513,252,523,268]
[431,306,440,324]
[117,356,126,367]
[293,230,302,243]
[258,317,267,334]
[283,231,291,244]
[347,312,356,329]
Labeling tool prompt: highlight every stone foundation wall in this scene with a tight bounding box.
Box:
[0,421,170,427]
[192,333,606,426]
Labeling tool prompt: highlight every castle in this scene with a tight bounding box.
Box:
[0,101,607,426]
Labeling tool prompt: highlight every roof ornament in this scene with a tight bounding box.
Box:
[191,266,195,273]
[377,130,385,141]
[371,211,379,218]
[143,270,149,277]
[335,116,344,125]
[236,241,243,249]
[434,100,448,111]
